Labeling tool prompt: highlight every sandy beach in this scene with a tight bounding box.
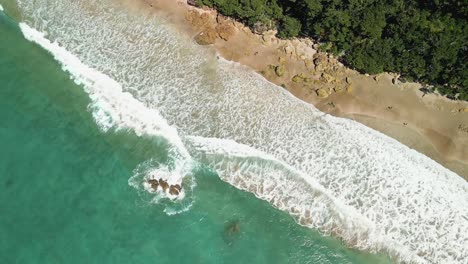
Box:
[5,1,467,263]
[126,0,468,179]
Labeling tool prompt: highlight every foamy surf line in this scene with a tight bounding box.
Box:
[186,136,424,263]
[211,55,468,263]
[19,23,192,192]
[16,4,468,263]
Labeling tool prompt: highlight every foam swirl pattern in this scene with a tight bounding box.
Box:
[185,136,418,262]
[19,22,191,186]
[15,0,468,263]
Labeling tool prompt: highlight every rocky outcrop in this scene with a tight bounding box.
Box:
[313,54,328,71]
[147,179,183,197]
[194,28,217,45]
[334,86,344,93]
[158,179,170,191]
[321,73,334,83]
[278,56,286,64]
[292,73,309,83]
[304,60,315,71]
[275,65,285,77]
[215,20,236,41]
[185,9,211,28]
[252,20,275,34]
[185,9,218,45]
[169,184,182,195]
[316,88,329,98]
[292,74,303,83]
[187,0,198,6]
[225,221,240,235]
[148,179,159,189]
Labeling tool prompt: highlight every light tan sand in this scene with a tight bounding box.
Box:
[125,0,468,179]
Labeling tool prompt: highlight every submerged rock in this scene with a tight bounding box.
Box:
[226,221,240,234]
[223,220,241,245]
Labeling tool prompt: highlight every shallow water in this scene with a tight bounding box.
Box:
[0,8,391,264]
[1,0,467,263]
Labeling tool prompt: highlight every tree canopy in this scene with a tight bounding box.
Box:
[197,0,468,100]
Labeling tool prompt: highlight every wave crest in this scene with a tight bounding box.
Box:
[16,1,468,262]
[185,136,423,263]
[19,22,192,199]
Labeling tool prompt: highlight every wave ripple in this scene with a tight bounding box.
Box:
[16,0,468,263]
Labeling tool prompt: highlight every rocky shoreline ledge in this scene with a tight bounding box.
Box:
[138,0,468,178]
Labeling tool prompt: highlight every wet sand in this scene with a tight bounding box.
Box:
[126,0,468,179]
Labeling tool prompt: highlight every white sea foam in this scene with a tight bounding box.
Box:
[128,159,195,210]
[185,136,420,263]
[0,4,4,12]
[16,0,468,263]
[19,22,191,187]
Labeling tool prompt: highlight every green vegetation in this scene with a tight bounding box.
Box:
[196,0,468,100]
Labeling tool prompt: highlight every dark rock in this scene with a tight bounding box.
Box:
[158,179,169,191]
[223,220,241,245]
[148,179,159,190]
[225,221,240,235]
[169,185,180,196]
[187,0,198,7]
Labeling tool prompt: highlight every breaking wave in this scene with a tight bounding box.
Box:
[128,159,195,214]
[16,0,468,263]
[19,22,192,201]
[185,136,418,262]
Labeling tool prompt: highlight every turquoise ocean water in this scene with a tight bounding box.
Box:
[2,0,468,263]
[0,7,391,264]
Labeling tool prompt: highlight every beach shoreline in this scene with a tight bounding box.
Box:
[130,0,468,179]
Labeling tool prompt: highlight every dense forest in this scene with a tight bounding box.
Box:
[196,0,468,100]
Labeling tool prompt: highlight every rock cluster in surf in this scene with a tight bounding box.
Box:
[147,179,182,196]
